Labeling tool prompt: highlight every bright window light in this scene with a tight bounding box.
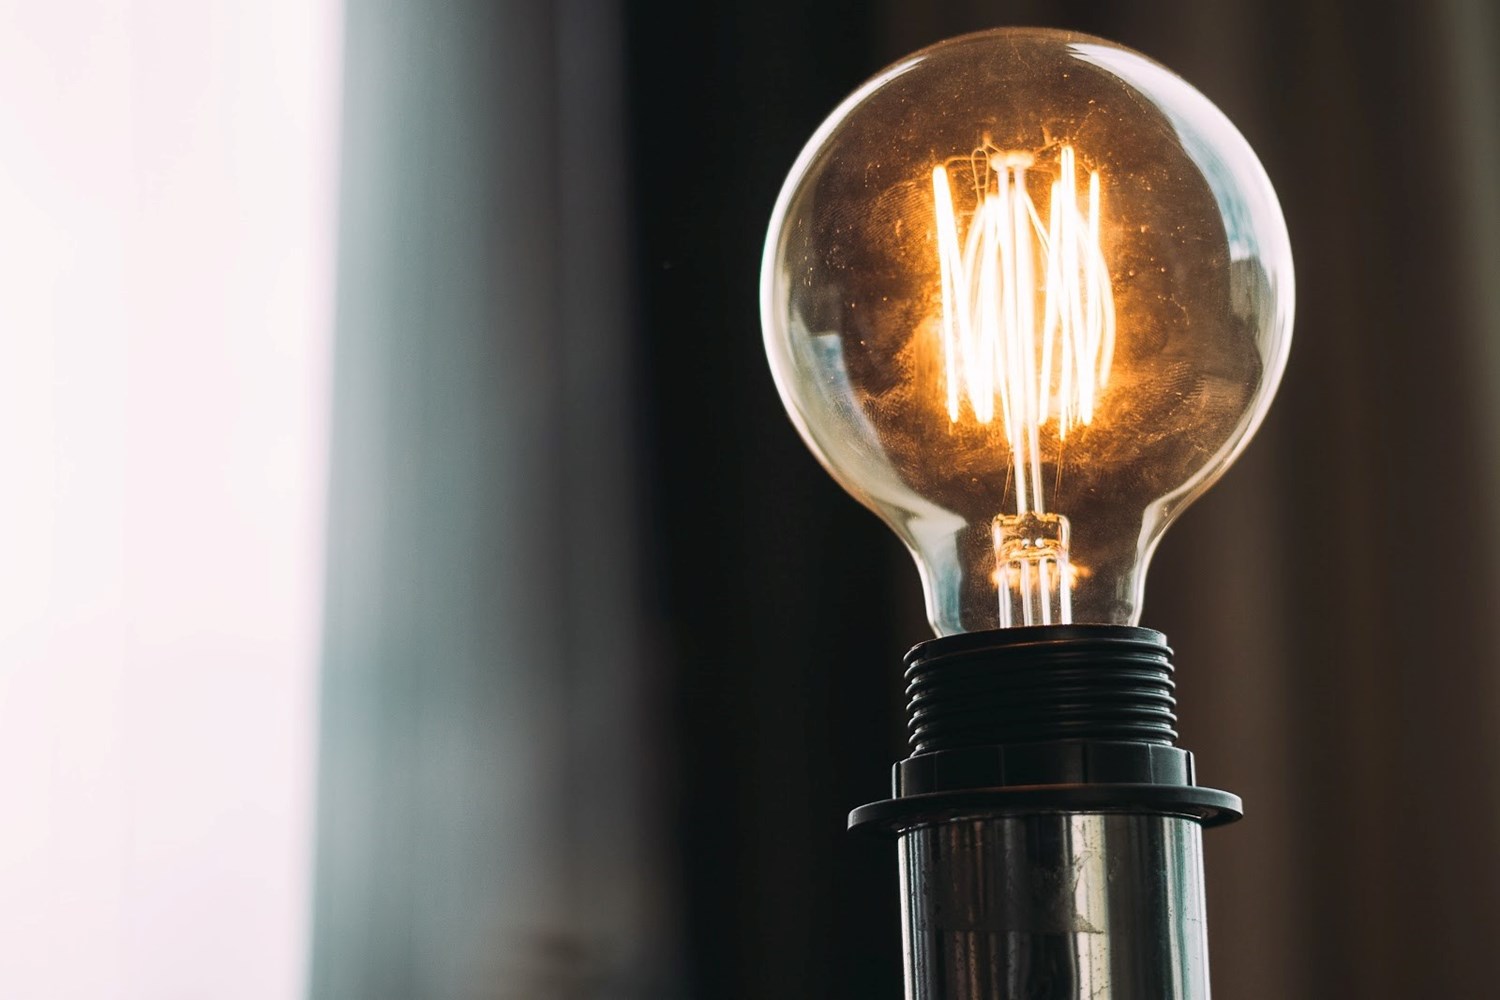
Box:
[0,2,342,997]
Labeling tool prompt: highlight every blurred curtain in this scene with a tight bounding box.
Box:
[309,0,673,997]
[311,1,1500,999]
[1146,2,1500,998]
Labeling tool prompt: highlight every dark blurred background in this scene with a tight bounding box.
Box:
[309,1,1500,999]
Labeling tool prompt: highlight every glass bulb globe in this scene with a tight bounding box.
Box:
[761,28,1293,636]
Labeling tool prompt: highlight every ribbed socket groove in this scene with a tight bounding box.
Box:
[904,626,1177,754]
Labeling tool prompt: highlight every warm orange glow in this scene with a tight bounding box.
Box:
[992,560,1089,588]
[932,144,1116,518]
[933,142,1115,625]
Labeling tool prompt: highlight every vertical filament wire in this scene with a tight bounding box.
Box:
[932,145,1115,486]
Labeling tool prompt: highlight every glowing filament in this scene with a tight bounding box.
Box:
[931,145,1116,518]
[933,144,1115,626]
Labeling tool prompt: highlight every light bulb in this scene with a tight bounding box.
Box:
[762,28,1293,635]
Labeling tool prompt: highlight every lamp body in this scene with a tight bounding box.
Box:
[760,27,1285,1000]
[900,814,1208,1000]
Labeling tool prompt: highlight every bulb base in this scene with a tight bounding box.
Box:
[907,623,1176,752]
[850,625,1241,832]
